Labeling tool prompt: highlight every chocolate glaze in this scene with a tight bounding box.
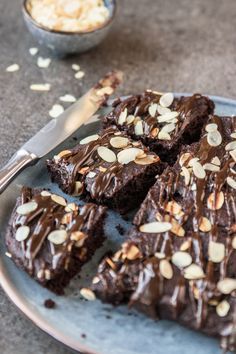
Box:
[92,116,236,352]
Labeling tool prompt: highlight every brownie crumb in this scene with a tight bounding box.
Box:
[44,299,56,309]
[115,224,125,236]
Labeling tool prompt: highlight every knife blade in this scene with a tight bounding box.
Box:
[0,70,123,194]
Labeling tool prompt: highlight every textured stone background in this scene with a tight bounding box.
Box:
[0,0,236,353]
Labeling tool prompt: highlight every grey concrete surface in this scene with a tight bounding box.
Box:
[0,0,236,353]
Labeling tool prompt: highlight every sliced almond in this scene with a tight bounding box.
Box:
[72,64,80,71]
[79,166,89,175]
[165,200,182,215]
[229,149,236,162]
[80,134,99,145]
[207,130,222,147]
[179,153,191,167]
[170,219,185,237]
[172,251,192,268]
[161,123,176,133]
[199,217,212,232]
[97,146,116,163]
[117,148,143,165]
[205,123,218,132]
[55,150,71,160]
[216,300,230,317]
[48,229,67,245]
[211,156,221,166]
[118,108,128,125]
[45,269,51,280]
[232,236,236,249]
[15,226,30,242]
[59,94,76,103]
[75,71,85,79]
[208,241,225,263]
[16,201,38,215]
[74,181,83,195]
[184,264,205,280]
[157,111,179,123]
[159,93,174,108]
[225,141,236,151]
[160,259,173,279]
[157,105,171,115]
[134,155,159,165]
[37,57,51,68]
[61,213,73,225]
[51,194,67,206]
[29,47,38,56]
[139,221,172,233]
[96,86,113,96]
[126,115,135,125]
[30,83,51,91]
[65,203,78,212]
[92,276,100,284]
[49,104,64,118]
[230,132,236,138]
[110,136,129,149]
[150,127,159,137]
[207,191,224,210]
[203,163,220,172]
[41,191,51,197]
[217,278,236,294]
[192,161,206,179]
[123,244,141,260]
[80,288,96,301]
[134,121,144,136]
[181,166,191,186]
[148,103,158,117]
[158,131,171,140]
[180,239,191,251]
[71,231,87,247]
[154,252,166,259]
[226,176,236,190]
[6,64,20,72]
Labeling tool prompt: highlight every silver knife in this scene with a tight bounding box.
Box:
[0,70,123,194]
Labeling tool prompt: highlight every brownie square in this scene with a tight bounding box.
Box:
[102,91,215,163]
[91,115,236,352]
[5,187,107,294]
[47,127,165,214]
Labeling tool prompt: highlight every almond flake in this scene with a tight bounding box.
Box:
[37,57,51,68]
[203,163,220,172]
[55,150,71,160]
[15,226,30,242]
[180,239,191,251]
[150,127,159,137]
[170,219,185,237]
[123,244,141,260]
[192,161,206,179]
[75,71,85,79]
[181,166,191,186]
[230,132,236,138]
[97,146,116,163]
[5,252,12,258]
[72,64,80,71]
[229,149,236,162]
[207,130,222,147]
[184,264,205,280]
[51,194,66,206]
[80,134,99,145]
[148,103,158,117]
[199,217,211,232]
[216,300,230,317]
[158,131,171,140]
[126,115,135,125]
[154,252,166,259]
[135,155,159,165]
[188,157,199,167]
[65,203,78,212]
[29,47,38,56]
[165,201,182,215]
[41,191,51,197]
[227,176,236,190]
[117,148,143,165]
[209,241,225,263]
[157,111,179,123]
[157,105,171,115]
[232,236,236,249]
[172,251,192,268]
[59,94,76,103]
[179,153,191,167]
[217,278,236,294]
[118,108,128,125]
[110,137,129,149]
[159,93,174,108]
[96,86,113,96]
[74,181,83,195]
[134,121,144,135]
[92,276,100,284]
[87,171,96,178]
[225,141,236,151]
[139,221,172,233]
[160,259,173,279]
[80,288,96,301]
[207,191,224,210]
[30,83,51,91]
[71,231,87,247]
[205,123,218,132]
[161,123,176,133]
[6,64,20,72]
[211,156,221,166]
[48,229,67,244]
[49,104,64,118]
[16,201,38,215]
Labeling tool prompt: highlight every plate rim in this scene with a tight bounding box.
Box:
[0,92,235,354]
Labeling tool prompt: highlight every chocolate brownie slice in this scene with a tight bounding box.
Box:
[5,187,106,294]
[47,127,165,214]
[91,115,236,352]
[102,91,214,163]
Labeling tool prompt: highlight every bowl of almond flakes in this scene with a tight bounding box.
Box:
[22,0,116,55]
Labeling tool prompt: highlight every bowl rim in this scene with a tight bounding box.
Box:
[22,0,116,36]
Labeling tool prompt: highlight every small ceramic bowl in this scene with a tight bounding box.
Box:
[22,0,116,56]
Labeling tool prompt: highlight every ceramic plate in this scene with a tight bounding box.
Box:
[0,94,235,354]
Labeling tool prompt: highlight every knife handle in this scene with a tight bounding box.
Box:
[0,149,38,194]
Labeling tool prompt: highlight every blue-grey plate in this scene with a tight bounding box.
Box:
[0,94,235,354]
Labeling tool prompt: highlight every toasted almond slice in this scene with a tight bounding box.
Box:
[165,200,182,215]
[148,103,158,117]
[208,241,225,263]
[30,83,51,91]
[65,203,78,212]
[6,64,20,72]
[49,104,64,118]
[207,130,222,147]
[192,161,206,179]
[159,93,174,107]
[160,259,173,279]
[217,278,236,294]
[180,239,191,251]
[48,229,67,244]
[97,146,116,163]
[79,166,89,175]
[181,166,191,186]
[230,149,236,162]
[216,300,230,317]
[157,111,179,123]
[172,251,192,268]
[110,136,129,149]
[41,190,51,197]
[125,244,141,260]
[74,181,83,195]
[225,141,236,151]
[232,236,236,249]
[37,57,51,68]
[170,219,185,237]
[51,194,66,206]
[184,264,205,280]
[199,216,212,232]
[157,105,171,115]
[96,86,113,96]
[71,231,87,247]
[126,115,135,125]
[227,176,236,190]
[80,134,99,145]
[139,221,172,233]
[154,252,166,259]
[150,127,159,137]
[80,288,96,301]
[134,155,159,165]
[59,94,76,103]
[15,226,30,242]
[158,131,171,140]
[75,71,85,79]
[92,276,100,284]
[203,163,220,172]
[118,108,128,125]
[205,123,218,132]
[161,123,176,133]
[211,156,221,166]
[54,150,71,161]
[117,148,143,165]
[179,153,191,167]
[188,157,200,167]
[134,121,144,136]
[207,191,224,210]
[16,201,38,215]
